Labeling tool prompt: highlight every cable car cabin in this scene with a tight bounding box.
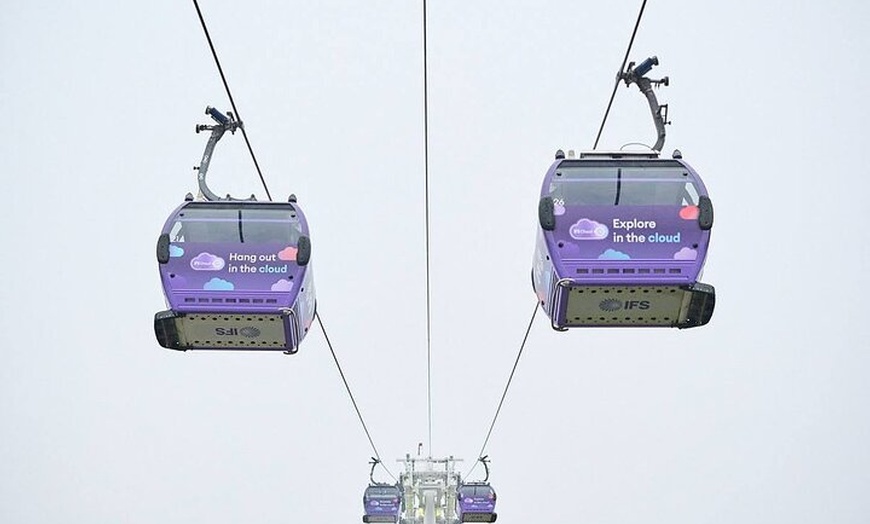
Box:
[362,484,402,523]
[532,150,715,330]
[154,200,316,353]
[457,483,497,523]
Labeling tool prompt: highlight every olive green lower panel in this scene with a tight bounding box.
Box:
[558,282,715,329]
[154,310,297,351]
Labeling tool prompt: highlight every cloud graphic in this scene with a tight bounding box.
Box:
[190,252,225,271]
[169,245,185,258]
[598,248,631,260]
[569,218,608,240]
[271,278,294,292]
[673,247,698,260]
[278,246,298,261]
[679,206,700,220]
[203,277,234,291]
[553,202,566,216]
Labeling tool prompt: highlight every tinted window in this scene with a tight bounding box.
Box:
[172,206,301,244]
[366,487,400,500]
[460,485,494,497]
[619,168,697,206]
[549,165,698,206]
[550,167,618,205]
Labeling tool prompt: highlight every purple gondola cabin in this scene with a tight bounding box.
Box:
[154,107,316,353]
[362,484,402,523]
[532,149,715,329]
[154,199,316,353]
[457,482,497,522]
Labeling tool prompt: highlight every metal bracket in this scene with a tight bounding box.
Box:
[620,56,671,152]
[193,106,255,201]
[550,278,572,332]
[478,456,491,483]
[369,457,381,485]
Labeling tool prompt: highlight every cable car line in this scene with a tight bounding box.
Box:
[422,0,434,458]
[191,0,273,201]
[467,303,539,479]
[592,0,648,150]
[316,312,396,481]
[186,0,398,480]
[179,1,396,480]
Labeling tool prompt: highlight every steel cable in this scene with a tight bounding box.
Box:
[422,0,434,458]
[592,0,649,150]
[191,0,393,480]
[192,0,274,201]
[317,312,396,481]
[467,303,539,479]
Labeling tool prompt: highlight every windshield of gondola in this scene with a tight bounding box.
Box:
[365,486,399,499]
[169,205,302,244]
[459,485,494,497]
[549,164,699,206]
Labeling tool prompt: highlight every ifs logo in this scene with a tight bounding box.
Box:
[599,299,623,311]
[215,326,262,338]
[598,299,650,312]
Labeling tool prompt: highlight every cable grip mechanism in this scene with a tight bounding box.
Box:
[192,106,255,201]
[620,56,671,152]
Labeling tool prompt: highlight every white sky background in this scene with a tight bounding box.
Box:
[2,0,870,522]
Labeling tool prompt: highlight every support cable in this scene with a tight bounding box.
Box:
[422,0,434,458]
[316,312,396,481]
[192,0,273,201]
[191,0,393,482]
[592,0,648,150]
[467,303,539,479]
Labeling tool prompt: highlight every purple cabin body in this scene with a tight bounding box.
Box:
[362,485,402,523]
[154,200,316,352]
[457,483,497,522]
[532,151,715,329]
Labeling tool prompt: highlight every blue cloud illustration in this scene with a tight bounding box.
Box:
[203,277,234,291]
[598,248,631,260]
[169,245,185,258]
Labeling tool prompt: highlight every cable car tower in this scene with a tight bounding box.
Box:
[397,454,462,524]
[360,453,497,524]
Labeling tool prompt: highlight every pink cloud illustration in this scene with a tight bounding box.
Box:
[277,246,298,261]
[270,278,294,292]
[569,218,609,240]
[673,247,698,260]
[679,206,700,220]
[190,252,225,271]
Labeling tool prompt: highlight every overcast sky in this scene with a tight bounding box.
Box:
[2,1,870,523]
